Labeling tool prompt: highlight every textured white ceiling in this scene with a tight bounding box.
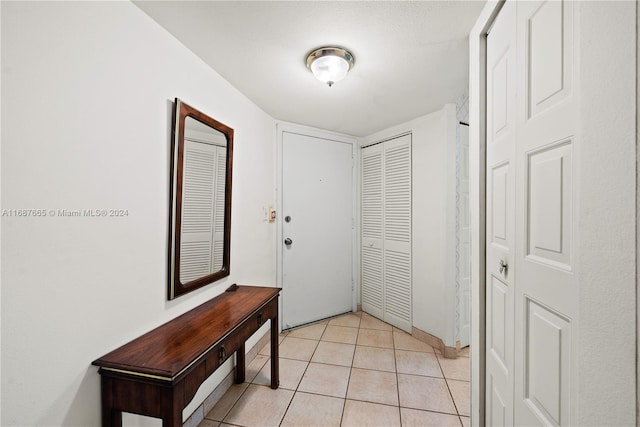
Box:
[135,1,485,137]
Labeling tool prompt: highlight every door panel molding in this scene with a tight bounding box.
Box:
[523,296,572,426]
[527,0,573,119]
[526,139,573,271]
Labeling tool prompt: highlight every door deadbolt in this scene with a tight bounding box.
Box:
[284,238,293,245]
[285,216,292,223]
[499,260,508,275]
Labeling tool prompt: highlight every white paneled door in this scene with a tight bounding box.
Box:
[281,131,354,329]
[361,134,412,333]
[486,1,577,425]
[486,3,516,424]
[514,1,576,425]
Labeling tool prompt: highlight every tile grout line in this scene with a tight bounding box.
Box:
[221,332,284,425]
[393,324,404,426]
[219,380,251,425]
[278,323,325,426]
[225,332,290,425]
[435,352,465,427]
[204,352,267,425]
[338,316,360,427]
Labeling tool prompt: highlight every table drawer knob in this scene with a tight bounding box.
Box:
[219,346,226,364]
[257,313,264,326]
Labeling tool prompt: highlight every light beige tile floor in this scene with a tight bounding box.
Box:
[200,311,471,427]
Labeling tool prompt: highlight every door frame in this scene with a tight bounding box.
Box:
[276,122,359,330]
[469,1,506,426]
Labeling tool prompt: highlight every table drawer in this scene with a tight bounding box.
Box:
[204,298,277,376]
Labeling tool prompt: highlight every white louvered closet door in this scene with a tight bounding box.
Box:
[180,140,226,283]
[361,134,412,332]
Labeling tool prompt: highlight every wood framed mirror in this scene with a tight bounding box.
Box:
[168,98,233,299]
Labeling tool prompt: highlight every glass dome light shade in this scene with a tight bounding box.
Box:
[306,47,354,87]
[310,55,349,87]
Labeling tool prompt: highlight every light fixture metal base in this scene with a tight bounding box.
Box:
[305,46,355,87]
[305,46,355,70]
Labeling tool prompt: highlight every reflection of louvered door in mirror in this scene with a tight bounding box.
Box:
[180,137,226,283]
[361,134,412,333]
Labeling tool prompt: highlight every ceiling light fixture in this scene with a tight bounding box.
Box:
[306,46,355,87]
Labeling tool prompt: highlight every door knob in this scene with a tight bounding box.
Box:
[499,260,508,275]
[284,238,293,246]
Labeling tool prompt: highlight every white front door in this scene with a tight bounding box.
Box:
[280,130,354,329]
[486,1,578,425]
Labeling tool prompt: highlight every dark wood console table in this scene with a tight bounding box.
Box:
[92,285,281,427]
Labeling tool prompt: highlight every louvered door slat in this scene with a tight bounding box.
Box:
[212,147,226,270]
[362,149,383,240]
[180,241,212,283]
[384,143,411,244]
[361,144,384,318]
[362,246,383,312]
[182,145,215,234]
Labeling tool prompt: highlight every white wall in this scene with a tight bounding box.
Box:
[363,104,458,346]
[1,2,277,426]
[0,2,4,424]
[575,2,636,424]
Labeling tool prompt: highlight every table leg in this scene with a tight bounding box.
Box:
[235,343,246,384]
[161,411,182,427]
[270,314,279,389]
[162,387,183,427]
[101,376,122,427]
[105,409,122,427]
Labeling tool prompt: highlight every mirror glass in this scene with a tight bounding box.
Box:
[169,99,233,299]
